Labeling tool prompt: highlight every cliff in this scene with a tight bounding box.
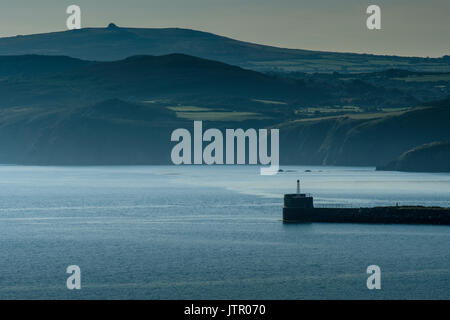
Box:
[377,141,450,172]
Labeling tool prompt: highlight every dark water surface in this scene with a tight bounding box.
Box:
[0,165,449,299]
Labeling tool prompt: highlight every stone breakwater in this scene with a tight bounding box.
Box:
[283,191,450,225]
[283,206,450,225]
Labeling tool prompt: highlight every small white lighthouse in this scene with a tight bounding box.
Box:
[283,180,315,220]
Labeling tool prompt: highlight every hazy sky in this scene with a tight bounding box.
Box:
[0,0,449,57]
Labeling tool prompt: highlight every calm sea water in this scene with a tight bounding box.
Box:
[0,165,449,299]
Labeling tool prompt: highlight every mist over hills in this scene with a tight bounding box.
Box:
[0,35,448,169]
[0,93,449,167]
[1,24,450,73]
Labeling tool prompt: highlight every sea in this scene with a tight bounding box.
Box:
[0,165,449,299]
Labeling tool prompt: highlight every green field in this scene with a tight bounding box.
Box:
[291,108,417,123]
[295,106,363,115]
[252,99,287,105]
[167,106,214,112]
[175,111,265,121]
[393,74,450,82]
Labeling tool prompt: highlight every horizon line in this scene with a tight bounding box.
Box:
[0,24,447,60]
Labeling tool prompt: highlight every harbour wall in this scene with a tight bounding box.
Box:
[282,206,450,225]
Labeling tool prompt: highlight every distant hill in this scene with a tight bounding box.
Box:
[1,24,450,73]
[377,141,450,173]
[0,99,182,165]
[1,54,448,111]
[0,55,92,77]
[0,54,448,166]
[0,53,317,108]
[277,102,450,166]
[0,98,448,166]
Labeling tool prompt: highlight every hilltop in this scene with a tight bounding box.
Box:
[1,24,450,73]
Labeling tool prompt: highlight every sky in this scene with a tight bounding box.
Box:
[0,0,449,57]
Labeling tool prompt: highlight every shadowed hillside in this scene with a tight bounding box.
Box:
[0,53,448,166]
[0,99,183,164]
[0,98,448,166]
[1,55,449,111]
[277,101,450,166]
[0,54,319,108]
[377,141,450,172]
[0,55,93,77]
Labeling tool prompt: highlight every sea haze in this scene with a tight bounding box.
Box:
[0,165,449,299]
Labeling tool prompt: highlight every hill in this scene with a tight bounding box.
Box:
[277,101,450,166]
[1,24,450,73]
[0,54,448,166]
[377,141,450,172]
[1,54,449,112]
[0,54,315,109]
[0,99,183,165]
[0,98,448,166]
[0,55,92,77]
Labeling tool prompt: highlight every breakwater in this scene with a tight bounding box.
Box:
[283,180,450,225]
[283,205,450,225]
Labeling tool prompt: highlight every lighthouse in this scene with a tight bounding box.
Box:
[283,180,314,211]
